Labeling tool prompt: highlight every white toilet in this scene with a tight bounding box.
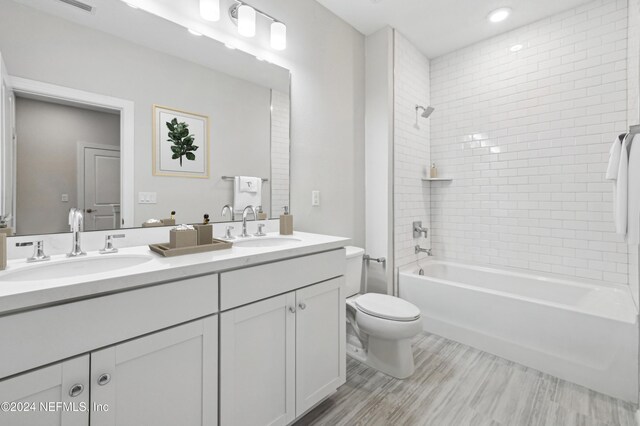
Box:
[344,246,422,379]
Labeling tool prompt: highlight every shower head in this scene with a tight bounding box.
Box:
[416,105,435,118]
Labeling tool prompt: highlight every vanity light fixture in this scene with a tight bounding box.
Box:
[237,4,256,37]
[200,0,220,22]
[229,1,287,50]
[488,7,511,23]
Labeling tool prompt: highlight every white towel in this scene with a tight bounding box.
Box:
[606,134,624,180]
[233,176,262,213]
[616,135,631,236]
[627,135,640,244]
[239,176,260,193]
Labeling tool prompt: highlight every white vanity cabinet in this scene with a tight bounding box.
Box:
[0,316,218,426]
[90,316,218,426]
[0,356,90,426]
[219,249,346,426]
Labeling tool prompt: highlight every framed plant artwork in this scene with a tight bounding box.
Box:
[152,105,210,178]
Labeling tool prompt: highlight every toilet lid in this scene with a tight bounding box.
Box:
[355,294,421,322]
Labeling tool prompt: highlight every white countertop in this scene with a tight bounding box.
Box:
[0,232,349,315]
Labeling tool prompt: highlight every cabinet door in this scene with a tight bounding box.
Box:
[0,355,89,426]
[220,293,296,426]
[295,277,346,416]
[90,316,218,426]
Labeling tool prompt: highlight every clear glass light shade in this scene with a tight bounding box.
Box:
[200,0,220,22]
[238,5,256,37]
[271,22,287,50]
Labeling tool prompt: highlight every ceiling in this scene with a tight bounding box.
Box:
[315,0,595,58]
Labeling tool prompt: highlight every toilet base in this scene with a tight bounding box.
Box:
[346,334,416,379]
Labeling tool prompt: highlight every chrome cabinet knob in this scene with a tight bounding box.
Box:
[97,373,111,386]
[69,383,84,397]
[298,302,306,310]
[288,306,296,314]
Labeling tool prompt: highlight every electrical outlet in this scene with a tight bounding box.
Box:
[312,190,320,206]
[138,192,157,204]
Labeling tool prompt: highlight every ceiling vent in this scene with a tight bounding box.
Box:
[56,0,94,13]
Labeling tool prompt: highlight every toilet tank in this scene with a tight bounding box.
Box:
[345,246,365,297]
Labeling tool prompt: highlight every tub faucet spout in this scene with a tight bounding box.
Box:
[415,245,432,256]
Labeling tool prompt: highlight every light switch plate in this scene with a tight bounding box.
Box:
[138,192,157,204]
[312,190,320,206]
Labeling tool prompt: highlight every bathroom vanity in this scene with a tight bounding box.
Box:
[0,232,347,426]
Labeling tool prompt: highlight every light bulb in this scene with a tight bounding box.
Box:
[271,21,287,50]
[238,5,256,37]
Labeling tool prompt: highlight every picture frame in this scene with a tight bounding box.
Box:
[152,105,210,178]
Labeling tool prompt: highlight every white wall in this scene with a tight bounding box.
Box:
[627,0,639,307]
[393,32,432,272]
[429,0,630,285]
[14,97,119,235]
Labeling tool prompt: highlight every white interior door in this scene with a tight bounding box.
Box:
[295,277,346,416]
[220,293,296,426]
[82,145,120,231]
[0,355,90,426]
[90,316,218,426]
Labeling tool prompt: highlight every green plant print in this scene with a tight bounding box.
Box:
[166,118,199,167]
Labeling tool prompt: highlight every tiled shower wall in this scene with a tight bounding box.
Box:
[393,31,432,270]
[270,89,290,216]
[627,0,639,305]
[429,0,630,284]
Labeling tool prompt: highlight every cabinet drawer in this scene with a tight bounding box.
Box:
[220,249,345,310]
[0,274,218,379]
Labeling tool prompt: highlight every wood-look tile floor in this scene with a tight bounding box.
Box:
[296,333,638,426]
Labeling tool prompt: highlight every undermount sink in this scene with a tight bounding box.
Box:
[233,237,302,248]
[0,254,154,282]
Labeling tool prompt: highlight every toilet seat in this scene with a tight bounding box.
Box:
[354,293,421,322]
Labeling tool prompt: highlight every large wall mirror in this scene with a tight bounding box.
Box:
[0,0,290,236]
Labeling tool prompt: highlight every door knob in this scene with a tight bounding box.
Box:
[97,373,111,386]
[86,209,95,213]
[69,383,84,397]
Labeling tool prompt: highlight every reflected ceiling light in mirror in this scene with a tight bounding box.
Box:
[238,4,256,37]
[188,28,203,36]
[510,44,523,52]
[271,22,287,50]
[488,7,511,23]
[200,0,220,22]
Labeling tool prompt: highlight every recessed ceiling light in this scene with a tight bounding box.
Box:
[188,29,203,36]
[488,7,511,23]
[510,44,523,52]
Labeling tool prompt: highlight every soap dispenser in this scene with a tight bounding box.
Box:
[280,206,293,235]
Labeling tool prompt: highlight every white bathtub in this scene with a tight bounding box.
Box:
[399,260,639,403]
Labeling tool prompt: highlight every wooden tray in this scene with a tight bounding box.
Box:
[149,238,233,257]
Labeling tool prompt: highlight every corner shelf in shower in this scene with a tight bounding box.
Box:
[422,177,453,182]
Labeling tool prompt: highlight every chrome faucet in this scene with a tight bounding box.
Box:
[221,204,234,221]
[241,205,257,237]
[16,240,50,262]
[415,245,433,256]
[68,208,86,257]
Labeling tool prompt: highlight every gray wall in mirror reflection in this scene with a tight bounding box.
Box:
[0,0,290,235]
[15,98,120,235]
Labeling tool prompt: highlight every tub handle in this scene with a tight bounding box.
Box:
[363,255,386,267]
